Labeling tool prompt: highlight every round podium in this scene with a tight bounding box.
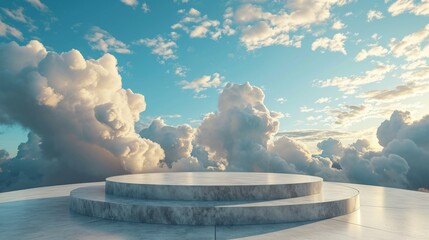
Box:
[70,172,359,225]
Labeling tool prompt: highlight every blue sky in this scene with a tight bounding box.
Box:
[0,0,428,156]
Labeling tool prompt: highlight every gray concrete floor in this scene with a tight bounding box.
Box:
[0,181,428,239]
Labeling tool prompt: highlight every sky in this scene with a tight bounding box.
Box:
[0,0,428,192]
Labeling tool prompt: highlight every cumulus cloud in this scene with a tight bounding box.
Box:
[135,36,177,61]
[375,110,429,188]
[355,45,388,62]
[86,26,131,54]
[196,82,295,172]
[388,0,429,16]
[2,53,429,191]
[0,20,23,40]
[0,41,165,191]
[367,10,384,21]
[312,33,347,55]
[179,73,223,93]
[140,118,195,168]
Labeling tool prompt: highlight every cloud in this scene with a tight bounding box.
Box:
[175,66,188,76]
[172,7,235,41]
[300,106,314,113]
[332,20,345,30]
[388,0,429,16]
[140,118,195,168]
[276,97,287,104]
[0,41,165,191]
[318,62,395,94]
[277,130,350,142]
[367,10,384,21]
[389,24,429,61]
[330,105,366,125]
[179,73,223,92]
[360,82,429,102]
[317,138,344,157]
[26,0,49,12]
[355,45,388,61]
[135,36,177,61]
[2,7,37,32]
[196,82,296,172]
[0,20,23,40]
[141,2,150,13]
[86,26,131,54]
[315,97,330,104]
[233,0,350,50]
[375,111,429,188]
[312,33,347,55]
[121,0,138,8]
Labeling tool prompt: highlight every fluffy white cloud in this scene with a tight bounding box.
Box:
[172,7,235,41]
[121,0,138,7]
[312,33,347,55]
[332,20,345,30]
[276,97,287,104]
[86,26,131,54]
[26,0,48,12]
[367,10,384,21]
[388,0,429,16]
[0,20,23,40]
[355,45,388,61]
[0,41,165,191]
[179,73,223,92]
[140,118,195,168]
[197,82,296,172]
[233,0,351,50]
[318,62,395,94]
[315,97,330,104]
[135,36,177,61]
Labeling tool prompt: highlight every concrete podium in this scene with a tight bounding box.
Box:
[69,172,359,225]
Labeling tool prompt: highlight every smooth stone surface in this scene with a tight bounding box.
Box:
[1,182,428,239]
[106,172,323,201]
[70,182,359,225]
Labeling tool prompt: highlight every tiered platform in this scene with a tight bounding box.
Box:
[2,180,429,239]
[69,172,360,225]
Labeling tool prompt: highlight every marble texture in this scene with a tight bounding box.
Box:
[1,182,428,239]
[70,182,359,225]
[106,172,323,201]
